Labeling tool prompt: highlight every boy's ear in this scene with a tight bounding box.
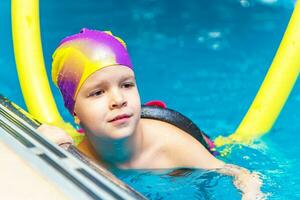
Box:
[74,113,81,124]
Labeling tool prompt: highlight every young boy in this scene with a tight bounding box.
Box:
[38,28,264,199]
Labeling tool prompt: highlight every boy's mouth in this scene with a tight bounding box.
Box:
[108,114,132,123]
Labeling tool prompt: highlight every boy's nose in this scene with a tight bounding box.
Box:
[109,89,127,109]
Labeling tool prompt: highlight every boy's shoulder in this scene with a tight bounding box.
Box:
[140,118,205,153]
[141,118,222,169]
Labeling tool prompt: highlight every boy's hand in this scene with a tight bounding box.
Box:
[37,124,74,148]
[234,172,265,200]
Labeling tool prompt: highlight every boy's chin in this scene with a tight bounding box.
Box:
[81,122,136,140]
[107,128,135,140]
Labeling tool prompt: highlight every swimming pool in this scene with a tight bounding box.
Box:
[1,0,299,199]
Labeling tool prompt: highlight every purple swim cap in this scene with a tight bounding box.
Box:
[52,28,133,114]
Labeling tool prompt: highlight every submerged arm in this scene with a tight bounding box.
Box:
[215,164,265,200]
[172,138,265,199]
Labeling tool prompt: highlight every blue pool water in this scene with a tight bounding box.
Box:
[1,0,299,199]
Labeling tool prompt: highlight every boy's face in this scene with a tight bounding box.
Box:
[74,65,141,139]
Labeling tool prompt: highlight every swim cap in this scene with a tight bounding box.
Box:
[52,28,133,114]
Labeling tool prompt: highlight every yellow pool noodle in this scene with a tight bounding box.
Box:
[11,0,84,144]
[215,2,300,146]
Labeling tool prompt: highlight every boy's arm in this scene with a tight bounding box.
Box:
[171,137,265,199]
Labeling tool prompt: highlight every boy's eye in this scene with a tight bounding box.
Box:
[89,90,104,97]
[122,82,135,88]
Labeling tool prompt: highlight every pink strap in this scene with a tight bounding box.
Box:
[144,100,167,109]
[77,128,85,134]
